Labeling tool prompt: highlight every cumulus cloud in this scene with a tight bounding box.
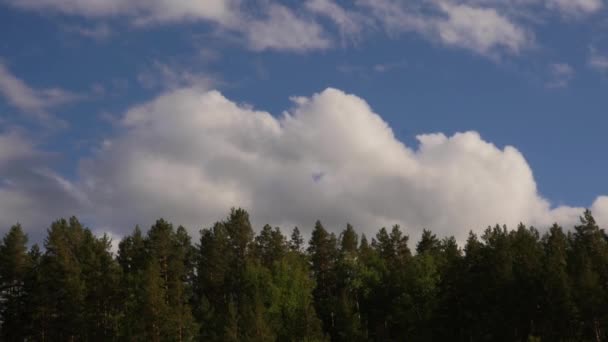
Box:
[592,196,608,225]
[2,87,608,243]
[61,87,606,243]
[0,61,81,121]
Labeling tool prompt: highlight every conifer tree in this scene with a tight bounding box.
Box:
[4,208,608,341]
[308,221,339,338]
[0,224,30,341]
[570,210,608,341]
[539,224,576,340]
[290,227,305,253]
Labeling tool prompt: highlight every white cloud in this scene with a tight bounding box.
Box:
[435,3,531,56]
[355,0,433,35]
[5,0,240,24]
[589,47,608,72]
[546,0,603,16]
[2,87,607,243]
[0,130,37,166]
[592,196,608,226]
[546,62,575,88]
[305,0,368,42]
[0,61,81,120]
[3,0,330,52]
[65,23,113,40]
[62,87,606,243]
[136,61,219,90]
[446,0,603,17]
[355,0,532,57]
[244,4,331,52]
[2,0,602,57]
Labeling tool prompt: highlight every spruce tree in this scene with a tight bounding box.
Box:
[0,224,30,341]
[308,221,339,338]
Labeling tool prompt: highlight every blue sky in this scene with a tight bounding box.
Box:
[1,0,608,242]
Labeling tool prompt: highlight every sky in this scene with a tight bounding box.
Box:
[1,0,608,245]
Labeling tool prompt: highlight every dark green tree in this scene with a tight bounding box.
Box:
[0,224,31,341]
[308,220,339,338]
[254,224,287,269]
[539,224,577,340]
[570,210,608,341]
[290,226,305,253]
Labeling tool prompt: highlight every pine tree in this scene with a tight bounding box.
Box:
[142,259,170,342]
[7,208,608,341]
[41,218,89,340]
[172,226,198,342]
[416,229,440,255]
[269,252,325,341]
[308,221,339,338]
[254,224,287,269]
[117,226,148,339]
[145,219,198,341]
[539,224,576,340]
[570,210,608,341]
[339,224,358,255]
[510,224,543,340]
[195,222,232,340]
[290,227,305,253]
[0,224,30,341]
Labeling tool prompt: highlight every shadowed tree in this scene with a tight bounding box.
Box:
[0,224,30,341]
[308,220,339,339]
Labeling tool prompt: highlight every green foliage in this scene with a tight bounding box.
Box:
[0,224,30,341]
[2,208,608,341]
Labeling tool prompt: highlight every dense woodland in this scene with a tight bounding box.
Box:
[1,208,608,341]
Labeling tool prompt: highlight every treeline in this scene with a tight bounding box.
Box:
[1,208,608,341]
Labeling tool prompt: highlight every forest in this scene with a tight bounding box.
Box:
[0,208,607,341]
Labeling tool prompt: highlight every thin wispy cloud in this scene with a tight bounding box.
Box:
[546,62,575,88]
[589,47,608,72]
[0,61,81,122]
[65,23,113,40]
[2,0,594,58]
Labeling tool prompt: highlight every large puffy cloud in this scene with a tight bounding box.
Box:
[2,87,607,243]
[65,86,607,243]
[592,196,608,225]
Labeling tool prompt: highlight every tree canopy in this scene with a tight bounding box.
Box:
[1,208,608,341]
